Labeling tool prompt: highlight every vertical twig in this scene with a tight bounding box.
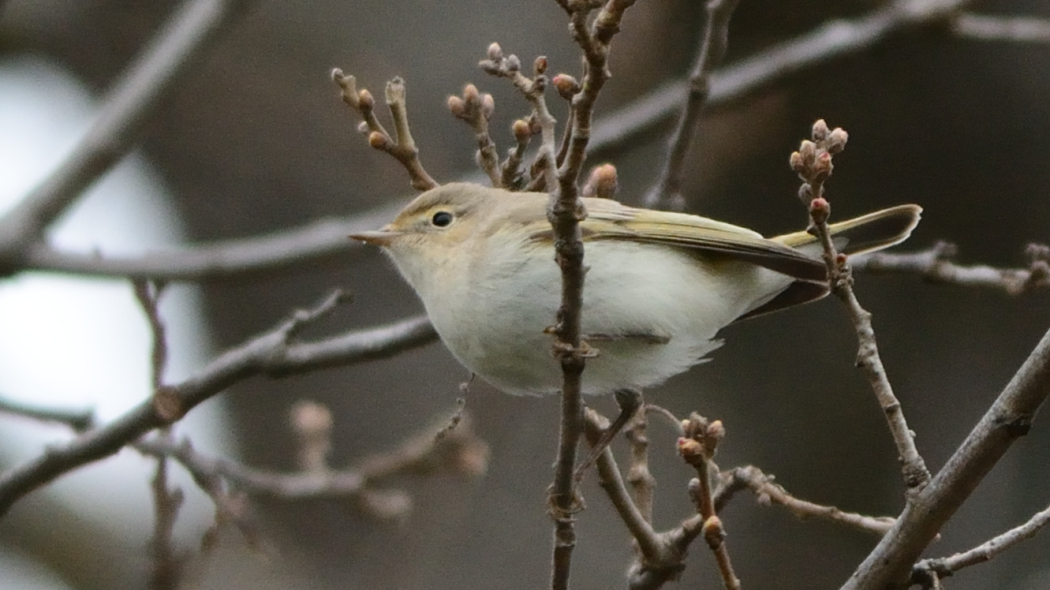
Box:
[547,4,637,588]
[133,279,184,590]
[679,414,740,590]
[643,0,742,211]
[332,72,439,191]
[790,120,930,493]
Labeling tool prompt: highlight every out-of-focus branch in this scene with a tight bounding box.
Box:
[714,466,895,536]
[952,13,1050,43]
[0,292,437,518]
[0,0,260,268]
[851,242,1050,295]
[7,0,989,284]
[20,202,402,281]
[792,120,930,494]
[588,0,976,159]
[643,0,741,211]
[845,325,1050,589]
[332,72,439,192]
[912,502,1050,585]
[135,413,488,518]
[0,396,95,431]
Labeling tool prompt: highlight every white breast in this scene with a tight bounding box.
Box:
[395,236,793,396]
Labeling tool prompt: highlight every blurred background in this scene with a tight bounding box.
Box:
[1,0,1050,588]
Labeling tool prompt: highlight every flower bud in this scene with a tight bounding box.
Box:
[463,83,480,104]
[487,42,503,61]
[812,118,829,141]
[534,56,548,75]
[358,89,374,109]
[481,93,496,120]
[506,54,521,72]
[448,95,466,117]
[552,74,579,100]
[368,131,388,149]
[512,119,531,143]
[357,121,369,135]
[827,128,849,154]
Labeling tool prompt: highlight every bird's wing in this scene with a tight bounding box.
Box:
[578,199,828,281]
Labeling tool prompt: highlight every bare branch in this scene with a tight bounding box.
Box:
[0,396,95,431]
[332,71,438,191]
[851,242,1050,294]
[845,325,1050,588]
[643,0,741,211]
[0,294,437,518]
[715,466,895,536]
[678,414,740,590]
[952,13,1050,43]
[480,45,558,191]
[546,2,639,587]
[135,412,488,517]
[20,202,402,281]
[791,120,930,494]
[0,0,260,268]
[913,502,1050,584]
[588,0,975,159]
[448,84,501,187]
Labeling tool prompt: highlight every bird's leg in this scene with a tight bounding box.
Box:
[574,388,643,480]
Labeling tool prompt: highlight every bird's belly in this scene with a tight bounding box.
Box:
[425,240,787,396]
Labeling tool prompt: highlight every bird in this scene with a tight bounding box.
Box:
[351,182,920,398]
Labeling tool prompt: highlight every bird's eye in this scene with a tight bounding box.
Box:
[431,211,454,227]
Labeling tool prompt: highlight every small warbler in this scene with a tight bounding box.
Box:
[352,182,920,396]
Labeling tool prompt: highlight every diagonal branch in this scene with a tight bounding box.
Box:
[0,0,261,269]
[643,0,741,211]
[0,294,436,518]
[844,324,1050,589]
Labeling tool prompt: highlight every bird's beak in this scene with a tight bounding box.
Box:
[349,225,400,246]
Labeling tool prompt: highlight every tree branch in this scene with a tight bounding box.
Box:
[912,501,1050,584]
[643,0,741,211]
[844,325,1050,588]
[0,0,260,269]
[952,13,1050,43]
[792,121,930,494]
[0,293,437,518]
[851,242,1050,294]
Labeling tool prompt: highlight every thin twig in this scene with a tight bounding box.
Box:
[952,13,1050,43]
[0,294,438,518]
[678,414,739,590]
[0,0,260,268]
[135,414,488,512]
[332,71,438,191]
[0,396,94,431]
[588,0,976,159]
[791,120,930,493]
[844,325,1050,588]
[625,406,655,524]
[448,83,501,187]
[547,3,639,587]
[912,502,1050,584]
[21,201,401,281]
[8,0,985,284]
[714,465,895,536]
[851,242,1050,295]
[480,45,558,191]
[643,0,741,211]
[132,279,184,590]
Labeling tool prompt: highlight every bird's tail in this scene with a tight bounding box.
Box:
[773,204,922,257]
